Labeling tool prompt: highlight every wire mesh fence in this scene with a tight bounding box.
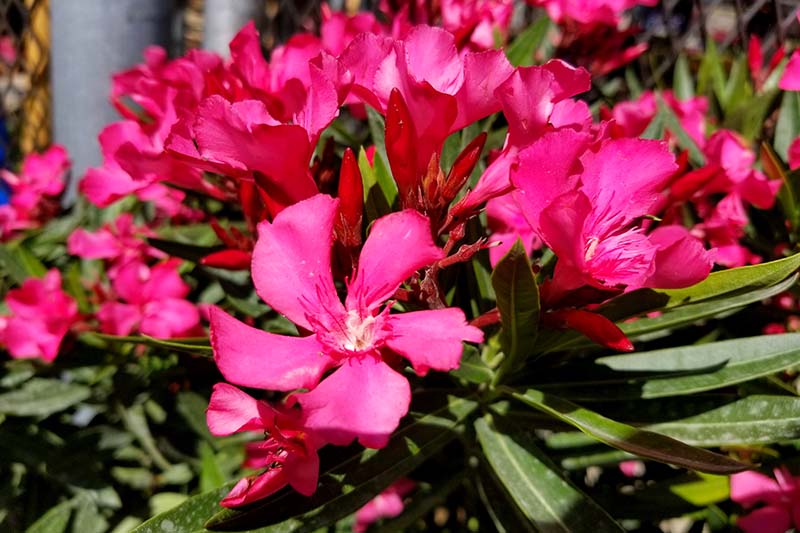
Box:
[0,0,49,161]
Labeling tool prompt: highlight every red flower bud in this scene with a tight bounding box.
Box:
[336,148,363,247]
[385,88,418,208]
[547,309,634,352]
[201,249,252,270]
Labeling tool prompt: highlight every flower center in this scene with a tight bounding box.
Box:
[341,309,378,352]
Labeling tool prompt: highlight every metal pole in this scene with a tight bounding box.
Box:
[50,0,173,203]
[203,0,261,56]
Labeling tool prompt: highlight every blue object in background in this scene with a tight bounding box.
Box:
[0,117,10,206]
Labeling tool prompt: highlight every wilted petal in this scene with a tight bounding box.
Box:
[346,210,443,311]
[252,194,344,329]
[296,357,411,448]
[220,469,289,508]
[210,307,335,392]
[385,308,483,375]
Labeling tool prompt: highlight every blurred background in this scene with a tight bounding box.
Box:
[0,0,797,184]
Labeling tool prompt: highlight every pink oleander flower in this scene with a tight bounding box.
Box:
[778,13,800,91]
[731,467,800,533]
[67,213,163,273]
[354,478,416,532]
[788,136,800,170]
[340,25,513,178]
[320,3,386,56]
[210,194,483,449]
[700,130,781,211]
[692,194,760,268]
[0,269,79,362]
[0,145,69,238]
[439,0,514,50]
[529,0,657,27]
[607,90,708,149]
[511,129,714,297]
[619,460,645,477]
[97,259,200,339]
[207,383,323,507]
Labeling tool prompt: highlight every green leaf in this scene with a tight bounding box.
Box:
[763,142,800,230]
[775,91,800,161]
[147,238,222,263]
[719,56,752,114]
[373,472,465,532]
[366,105,389,166]
[491,240,540,379]
[657,93,705,166]
[203,396,477,532]
[697,39,726,103]
[673,54,694,100]
[72,495,107,533]
[359,147,396,223]
[646,395,800,447]
[541,273,797,353]
[475,416,624,532]
[640,111,665,140]
[131,483,235,533]
[0,242,47,285]
[505,16,551,67]
[83,332,213,354]
[507,388,748,474]
[669,474,730,506]
[451,344,494,384]
[660,253,800,307]
[199,442,226,493]
[725,88,779,141]
[25,499,75,533]
[596,333,800,398]
[0,378,90,417]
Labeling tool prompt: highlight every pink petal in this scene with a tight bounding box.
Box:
[346,210,443,311]
[98,302,141,336]
[296,357,411,448]
[403,26,464,95]
[221,469,289,508]
[229,21,271,93]
[251,194,344,330]
[644,226,714,289]
[496,67,556,146]
[385,308,483,375]
[737,505,792,533]
[210,306,335,392]
[284,447,320,496]
[140,299,200,338]
[779,50,800,91]
[788,136,800,170]
[731,471,784,507]
[452,49,513,130]
[206,383,274,436]
[67,228,120,259]
[579,138,677,225]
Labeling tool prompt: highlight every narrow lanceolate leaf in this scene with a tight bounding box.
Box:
[475,416,624,533]
[83,332,213,354]
[542,273,797,353]
[507,388,748,474]
[647,395,800,447]
[0,378,90,417]
[763,142,799,229]
[657,94,705,166]
[0,242,47,285]
[660,253,800,307]
[491,240,540,378]
[451,345,494,384]
[202,396,477,532]
[775,91,800,161]
[673,54,694,100]
[505,16,551,67]
[24,498,75,533]
[596,333,800,398]
[129,482,236,533]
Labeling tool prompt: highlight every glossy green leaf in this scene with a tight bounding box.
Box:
[366,105,389,166]
[725,88,779,141]
[775,91,800,161]
[660,253,800,307]
[491,240,539,379]
[596,333,800,398]
[451,345,494,384]
[25,499,75,533]
[203,396,477,532]
[359,147,395,223]
[763,142,799,230]
[543,273,797,353]
[505,16,550,67]
[130,483,235,533]
[476,416,623,532]
[0,378,90,417]
[507,388,748,474]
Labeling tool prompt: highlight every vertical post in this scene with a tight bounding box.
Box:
[203,0,261,56]
[50,0,173,202]
[19,0,50,154]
